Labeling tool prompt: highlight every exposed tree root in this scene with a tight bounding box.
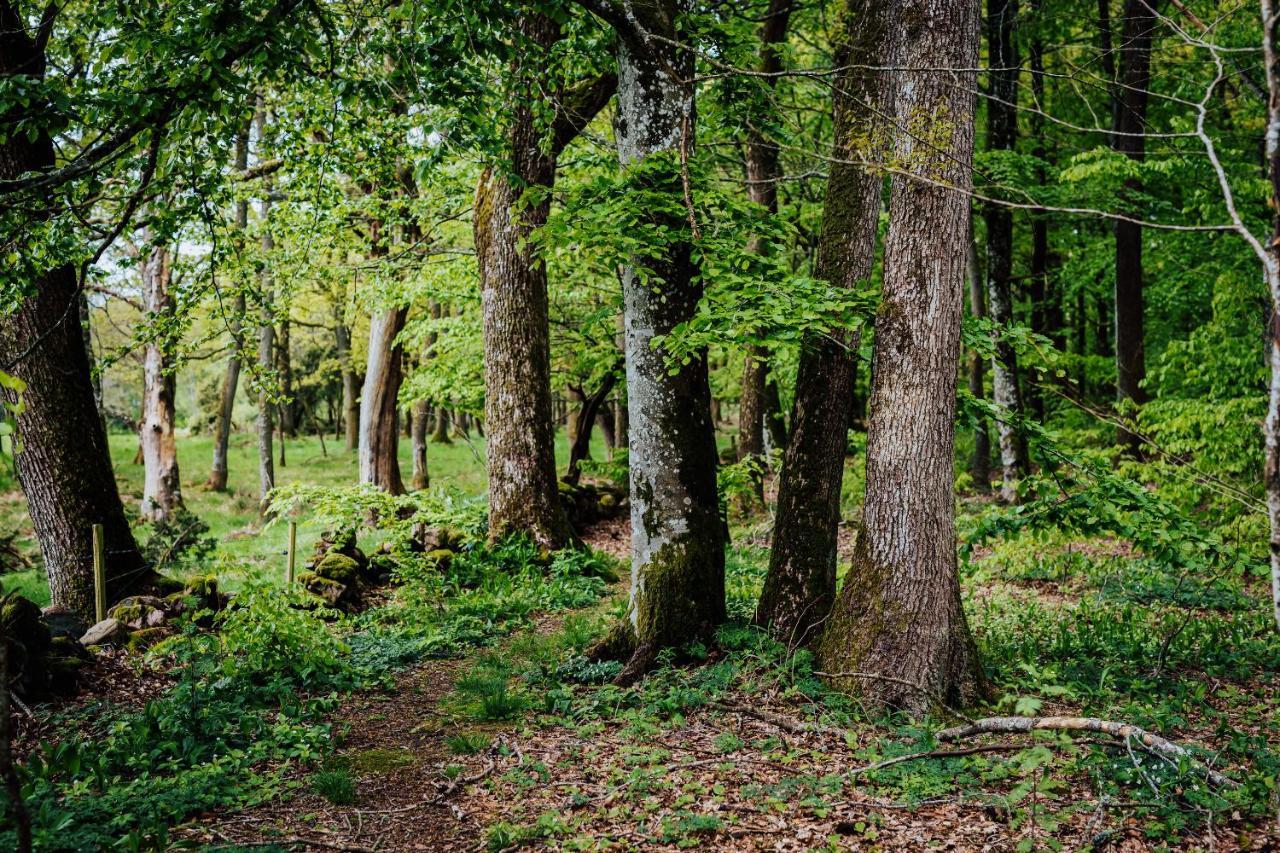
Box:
[612,641,657,687]
[585,618,635,664]
[938,716,1239,788]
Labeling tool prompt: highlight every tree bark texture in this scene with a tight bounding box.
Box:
[1260,0,1280,630]
[411,397,429,490]
[358,306,408,494]
[0,15,147,619]
[1112,0,1156,453]
[138,243,184,521]
[984,0,1025,503]
[817,0,986,715]
[207,120,250,491]
[755,0,894,645]
[607,1,725,679]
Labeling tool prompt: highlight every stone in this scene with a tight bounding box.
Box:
[80,618,127,647]
[144,608,168,628]
[41,605,88,641]
[425,549,454,569]
[299,571,348,606]
[127,627,167,651]
[314,552,361,585]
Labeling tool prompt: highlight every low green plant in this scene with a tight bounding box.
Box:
[311,767,357,805]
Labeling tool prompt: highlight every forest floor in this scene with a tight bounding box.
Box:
[6,437,1280,850]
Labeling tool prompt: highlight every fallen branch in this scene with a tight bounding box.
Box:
[937,716,1238,789]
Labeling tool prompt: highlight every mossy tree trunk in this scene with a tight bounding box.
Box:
[0,13,147,619]
[985,0,1025,503]
[595,0,726,682]
[138,241,184,522]
[358,305,408,494]
[817,0,986,716]
[755,0,894,646]
[207,120,250,491]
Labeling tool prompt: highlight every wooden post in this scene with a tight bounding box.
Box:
[92,524,106,623]
[286,521,297,585]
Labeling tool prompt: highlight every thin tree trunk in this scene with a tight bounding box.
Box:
[985,0,1025,503]
[411,398,430,490]
[596,403,616,457]
[335,320,359,452]
[599,1,725,681]
[138,242,184,521]
[967,222,991,492]
[277,313,294,437]
[1259,0,1280,630]
[256,210,276,519]
[1112,0,1156,454]
[755,0,892,645]
[358,306,408,494]
[763,372,786,452]
[431,405,452,443]
[738,346,767,463]
[817,0,987,714]
[0,16,147,619]
[565,370,620,486]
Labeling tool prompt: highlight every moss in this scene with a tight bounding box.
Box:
[426,549,454,569]
[314,552,361,584]
[631,537,726,652]
[183,574,219,606]
[127,627,167,651]
[347,747,415,776]
[300,572,348,606]
[107,603,147,627]
[586,618,636,664]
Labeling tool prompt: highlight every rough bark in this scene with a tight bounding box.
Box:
[755,0,893,645]
[597,0,725,680]
[358,306,408,494]
[1112,0,1156,454]
[967,224,991,492]
[737,345,767,464]
[817,0,987,715]
[0,13,148,618]
[411,397,429,490]
[207,121,250,491]
[138,242,184,521]
[985,0,1025,503]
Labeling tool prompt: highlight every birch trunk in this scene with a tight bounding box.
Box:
[605,1,725,680]
[755,0,893,644]
[817,0,986,714]
[138,243,184,521]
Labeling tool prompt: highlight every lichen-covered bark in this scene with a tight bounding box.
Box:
[984,0,1025,503]
[138,243,184,521]
[755,0,894,645]
[607,1,725,680]
[0,15,146,619]
[358,305,408,494]
[817,0,987,716]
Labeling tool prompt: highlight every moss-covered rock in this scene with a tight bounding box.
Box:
[127,627,168,652]
[315,552,361,585]
[299,571,349,607]
[80,617,127,647]
[182,574,220,609]
[425,549,454,569]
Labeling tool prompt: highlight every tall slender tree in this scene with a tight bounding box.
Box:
[754,0,895,645]
[817,0,986,714]
[358,304,408,494]
[137,240,184,521]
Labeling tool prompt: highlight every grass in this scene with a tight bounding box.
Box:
[0,425,611,604]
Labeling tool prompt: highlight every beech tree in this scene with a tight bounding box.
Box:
[358,304,408,494]
[754,0,894,644]
[137,240,184,521]
[817,0,986,713]
[579,0,726,680]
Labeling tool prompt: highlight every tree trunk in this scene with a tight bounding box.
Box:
[431,405,452,443]
[566,387,590,461]
[255,218,276,518]
[985,0,1025,503]
[817,0,986,715]
[596,403,616,457]
[967,223,991,492]
[138,243,184,522]
[0,18,147,619]
[335,320,359,453]
[601,2,725,680]
[1260,0,1280,630]
[1112,0,1156,454]
[738,345,767,463]
[763,372,786,452]
[411,398,429,490]
[207,123,250,491]
[755,0,892,645]
[277,313,294,437]
[565,370,620,486]
[358,306,408,494]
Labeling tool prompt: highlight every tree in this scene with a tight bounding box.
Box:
[966,217,992,491]
[1111,0,1158,453]
[985,0,1026,503]
[737,0,792,471]
[410,397,429,489]
[137,239,184,521]
[755,0,894,645]
[0,3,149,619]
[817,0,986,714]
[358,305,408,494]
[581,0,725,681]
[255,194,277,518]
[476,10,613,548]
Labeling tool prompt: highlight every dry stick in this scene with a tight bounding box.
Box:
[937,717,1238,789]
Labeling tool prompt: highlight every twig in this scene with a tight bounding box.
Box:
[937,716,1238,788]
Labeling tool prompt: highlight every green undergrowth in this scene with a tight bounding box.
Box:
[2,530,618,850]
[459,540,1279,849]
